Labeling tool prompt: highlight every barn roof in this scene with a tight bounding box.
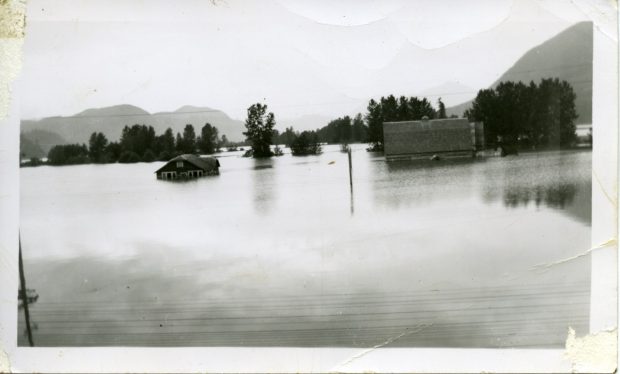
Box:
[154,154,219,173]
[383,118,471,131]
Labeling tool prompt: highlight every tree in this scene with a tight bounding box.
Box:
[47,144,89,165]
[290,131,322,156]
[176,124,197,154]
[465,88,499,143]
[271,129,281,145]
[279,127,296,147]
[437,98,447,119]
[546,78,578,147]
[351,113,368,142]
[381,95,399,122]
[337,116,352,144]
[104,141,122,163]
[118,150,141,163]
[175,133,183,152]
[88,132,108,163]
[220,134,229,149]
[465,78,578,148]
[142,149,156,162]
[183,124,197,152]
[366,99,383,149]
[243,103,276,158]
[119,124,156,157]
[397,96,410,120]
[197,123,219,154]
[317,116,353,144]
[364,95,439,150]
[155,128,176,160]
[408,97,436,119]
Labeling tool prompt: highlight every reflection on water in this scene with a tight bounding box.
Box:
[252,158,277,215]
[503,184,575,208]
[19,146,591,347]
[374,150,591,226]
[480,151,592,225]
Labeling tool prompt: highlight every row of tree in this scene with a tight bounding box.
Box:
[316,114,368,144]
[242,104,326,157]
[243,97,447,157]
[40,78,579,165]
[270,114,368,149]
[464,78,578,148]
[193,97,446,158]
[47,123,227,165]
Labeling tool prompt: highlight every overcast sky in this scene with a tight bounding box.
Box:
[19,0,593,120]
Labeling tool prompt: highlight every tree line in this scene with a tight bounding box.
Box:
[46,123,228,165]
[242,103,324,157]
[241,97,445,157]
[29,78,579,166]
[464,78,578,148]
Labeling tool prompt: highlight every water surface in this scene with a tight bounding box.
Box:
[19,145,591,347]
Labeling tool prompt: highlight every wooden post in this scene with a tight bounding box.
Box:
[18,236,35,346]
[348,148,354,215]
[348,148,353,193]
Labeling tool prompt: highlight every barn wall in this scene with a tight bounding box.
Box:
[383,119,474,156]
[473,121,485,149]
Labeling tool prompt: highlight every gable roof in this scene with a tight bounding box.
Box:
[155,154,219,173]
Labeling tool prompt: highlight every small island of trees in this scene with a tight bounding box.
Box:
[242,103,323,158]
[464,78,578,149]
[44,122,229,166]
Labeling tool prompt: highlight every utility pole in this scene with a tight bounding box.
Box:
[348,148,353,193]
[348,148,354,215]
[18,236,34,346]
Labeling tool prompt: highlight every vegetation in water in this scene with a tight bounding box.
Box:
[243,103,277,158]
[316,113,367,145]
[465,78,578,149]
[290,131,322,156]
[41,122,232,166]
[28,78,581,167]
[47,144,89,165]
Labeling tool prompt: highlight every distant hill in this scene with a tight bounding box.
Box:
[447,22,593,124]
[20,129,68,158]
[20,135,45,159]
[21,104,246,146]
[74,104,150,118]
[419,81,477,108]
[278,114,335,132]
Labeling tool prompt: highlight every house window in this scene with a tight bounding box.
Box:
[176,161,183,168]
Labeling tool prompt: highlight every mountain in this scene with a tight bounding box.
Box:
[419,81,477,108]
[74,104,149,118]
[21,104,246,146]
[446,22,593,124]
[278,114,340,132]
[20,135,45,159]
[20,129,68,158]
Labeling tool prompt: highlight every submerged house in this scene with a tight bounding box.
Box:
[383,118,484,160]
[155,154,220,180]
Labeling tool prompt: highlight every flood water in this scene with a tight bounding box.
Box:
[18,145,592,347]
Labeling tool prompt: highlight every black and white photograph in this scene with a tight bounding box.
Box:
[0,0,617,372]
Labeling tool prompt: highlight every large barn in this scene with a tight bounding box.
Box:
[155,154,220,180]
[383,118,484,160]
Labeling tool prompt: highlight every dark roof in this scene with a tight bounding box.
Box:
[383,118,471,129]
[155,154,219,173]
